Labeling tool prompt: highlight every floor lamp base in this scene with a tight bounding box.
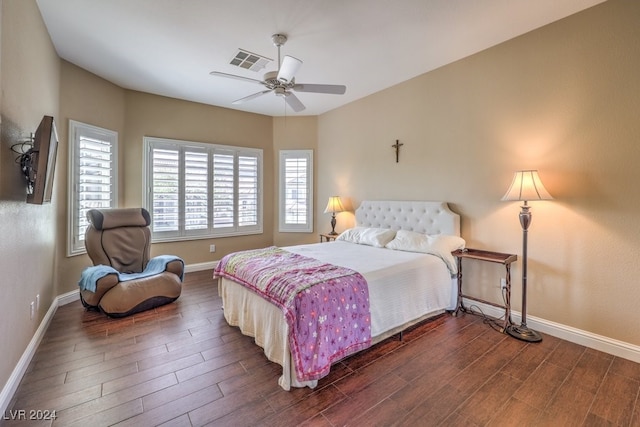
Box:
[506,324,542,343]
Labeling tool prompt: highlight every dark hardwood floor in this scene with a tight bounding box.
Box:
[4,270,640,426]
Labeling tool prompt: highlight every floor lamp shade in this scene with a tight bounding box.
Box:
[502,170,552,343]
[324,196,345,235]
[502,170,553,202]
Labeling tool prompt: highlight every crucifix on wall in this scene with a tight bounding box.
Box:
[391,140,404,163]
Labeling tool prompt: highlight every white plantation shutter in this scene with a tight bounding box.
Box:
[151,148,179,232]
[238,155,259,226]
[68,121,118,255]
[184,150,208,230]
[212,152,234,229]
[144,137,262,241]
[285,157,308,224]
[279,150,313,232]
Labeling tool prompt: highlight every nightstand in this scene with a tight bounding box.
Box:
[452,248,517,333]
[319,233,338,242]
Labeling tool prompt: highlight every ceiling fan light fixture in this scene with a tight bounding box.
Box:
[277,55,303,84]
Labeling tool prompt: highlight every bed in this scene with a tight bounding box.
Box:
[214,200,463,390]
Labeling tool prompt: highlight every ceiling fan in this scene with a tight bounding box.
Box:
[210,34,346,112]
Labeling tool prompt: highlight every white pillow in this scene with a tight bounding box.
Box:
[336,227,397,248]
[385,230,466,273]
[385,229,432,252]
[429,234,467,258]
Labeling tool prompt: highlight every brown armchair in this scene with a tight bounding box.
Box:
[78,208,184,317]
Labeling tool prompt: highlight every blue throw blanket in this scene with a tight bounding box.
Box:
[78,255,184,293]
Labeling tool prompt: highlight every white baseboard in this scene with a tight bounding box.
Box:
[463,298,640,364]
[184,260,218,273]
[0,292,62,416]
[57,289,80,306]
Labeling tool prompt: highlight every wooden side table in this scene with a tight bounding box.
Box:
[452,248,517,333]
[319,233,338,242]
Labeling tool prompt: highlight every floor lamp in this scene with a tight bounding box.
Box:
[324,196,345,235]
[501,170,553,343]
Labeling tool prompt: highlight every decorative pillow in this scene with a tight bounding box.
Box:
[336,227,397,248]
[385,230,466,273]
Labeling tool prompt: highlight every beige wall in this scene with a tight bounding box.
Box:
[272,116,319,247]
[317,0,640,345]
[0,0,60,393]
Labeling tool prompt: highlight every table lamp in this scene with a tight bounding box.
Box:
[324,196,345,235]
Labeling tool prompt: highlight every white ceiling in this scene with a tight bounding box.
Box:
[36,0,605,117]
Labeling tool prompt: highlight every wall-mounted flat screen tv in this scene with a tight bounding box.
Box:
[25,115,58,204]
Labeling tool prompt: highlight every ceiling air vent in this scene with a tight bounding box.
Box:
[229,49,272,72]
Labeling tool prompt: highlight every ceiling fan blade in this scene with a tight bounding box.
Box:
[209,71,264,86]
[232,89,273,104]
[283,92,305,112]
[277,55,303,84]
[292,83,346,95]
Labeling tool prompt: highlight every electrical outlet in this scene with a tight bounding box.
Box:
[30,301,35,320]
[209,244,216,253]
[500,278,507,290]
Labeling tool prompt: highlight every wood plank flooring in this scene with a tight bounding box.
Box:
[4,270,640,426]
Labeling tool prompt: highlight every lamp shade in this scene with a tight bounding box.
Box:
[502,170,553,202]
[324,196,345,214]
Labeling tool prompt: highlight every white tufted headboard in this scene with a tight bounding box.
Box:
[355,200,460,236]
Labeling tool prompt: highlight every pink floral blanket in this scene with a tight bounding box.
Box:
[214,246,371,381]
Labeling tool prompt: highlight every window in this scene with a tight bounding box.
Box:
[68,120,118,256]
[143,137,263,241]
[279,150,313,232]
